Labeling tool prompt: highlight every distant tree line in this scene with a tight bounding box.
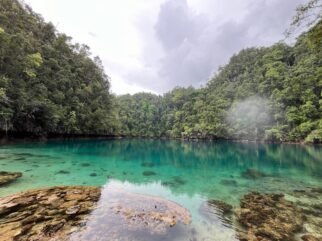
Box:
[115,21,322,143]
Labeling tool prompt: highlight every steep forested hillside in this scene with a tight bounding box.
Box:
[0,0,321,142]
[115,21,322,143]
[0,0,115,136]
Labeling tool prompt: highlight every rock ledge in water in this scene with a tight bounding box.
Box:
[0,186,192,241]
[301,234,322,241]
[208,199,232,214]
[199,199,233,228]
[110,191,191,228]
[0,186,101,241]
[241,168,267,179]
[69,188,192,240]
[0,171,22,185]
[235,192,303,241]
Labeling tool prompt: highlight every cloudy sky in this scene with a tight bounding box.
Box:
[25,0,304,95]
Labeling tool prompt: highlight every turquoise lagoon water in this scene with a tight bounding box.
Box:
[0,139,322,240]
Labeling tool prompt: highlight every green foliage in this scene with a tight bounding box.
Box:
[305,120,322,143]
[24,53,43,78]
[265,128,284,142]
[115,22,322,142]
[0,0,114,135]
[1,0,321,143]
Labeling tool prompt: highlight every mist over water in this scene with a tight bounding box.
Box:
[226,96,272,139]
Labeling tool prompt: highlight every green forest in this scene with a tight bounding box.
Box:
[0,0,321,143]
[0,0,116,136]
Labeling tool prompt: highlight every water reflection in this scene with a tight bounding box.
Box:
[69,181,238,241]
[48,139,322,176]
[0,139,321,240]
[0,139,321,200]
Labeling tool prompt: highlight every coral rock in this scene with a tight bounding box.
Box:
[235,192,303,241]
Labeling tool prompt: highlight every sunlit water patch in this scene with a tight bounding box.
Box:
[0,139,321,240]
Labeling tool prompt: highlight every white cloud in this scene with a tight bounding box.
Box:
[25,0,163,94]
[25,0,304,94]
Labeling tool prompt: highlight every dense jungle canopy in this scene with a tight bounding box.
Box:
[0,0,321,142]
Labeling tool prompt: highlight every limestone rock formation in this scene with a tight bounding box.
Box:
[0,186,101,241]
[70,188,192,240]
[241,168,267,179]
[235,192,303,241]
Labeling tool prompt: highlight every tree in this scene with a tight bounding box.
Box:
[0,0,114,136]
[286,0,322,38]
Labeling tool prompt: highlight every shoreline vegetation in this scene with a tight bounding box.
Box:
[0,0,321,144]
[0,131,320,145]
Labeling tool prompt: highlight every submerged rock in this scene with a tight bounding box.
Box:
[66,204,81,215]
[15,153,34,157]
[292,188,322,239]
[14,157,26,161]
[199,199,233,227]
[235,192,303,241]
[81,163,91,167]
[208,199,232,214]
[241,168,267,179]
[0,171,22,185]
[172,176,186,185]
[56,170,70,175]
[161,176,187,188]
[70,188,192,240]
[161,181,175,187]
[0,186,192,241]
[0,186,101,241]
[110,198,190,228]
[141,162,155,167]
[311,188,322,194]
[220,179,238,186]
[142,170,157,176]
[301,234,322,241]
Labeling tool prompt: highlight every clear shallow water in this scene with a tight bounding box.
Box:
[0,139,322,240]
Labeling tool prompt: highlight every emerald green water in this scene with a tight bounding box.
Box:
[0,139,322,240]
